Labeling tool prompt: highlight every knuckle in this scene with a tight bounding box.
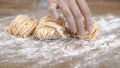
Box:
[60,4,67,9]
[76,15,82,21]
[49,2,57,10]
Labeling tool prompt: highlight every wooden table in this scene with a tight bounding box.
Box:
[0,0,120,17]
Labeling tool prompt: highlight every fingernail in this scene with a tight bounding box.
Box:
[72,27,77,34]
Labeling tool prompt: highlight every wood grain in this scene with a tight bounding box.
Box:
[0,0,120,17]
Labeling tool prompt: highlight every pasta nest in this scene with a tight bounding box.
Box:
[69,19,100,41]
[5,15,37,37]
[34,15,67,40]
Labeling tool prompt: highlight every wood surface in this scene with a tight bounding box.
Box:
[0,0,120,16]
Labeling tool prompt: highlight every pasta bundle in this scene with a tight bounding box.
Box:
[5,15,99,41]
[5,15,37,37]
[34,15,68,40]
[69,19,100,41]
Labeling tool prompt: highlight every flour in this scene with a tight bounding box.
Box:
[0,15,120,68]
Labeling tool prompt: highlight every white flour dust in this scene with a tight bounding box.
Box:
[0,15,120,68]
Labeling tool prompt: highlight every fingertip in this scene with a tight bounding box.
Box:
[52,13,59,19]
[72,26,77,34]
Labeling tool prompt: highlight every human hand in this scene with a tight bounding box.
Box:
[49,0,92,35]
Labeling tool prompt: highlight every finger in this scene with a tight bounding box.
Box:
[49,1,59,19]
[77,0,92,32]
[57,0,77,33]
[68,0,85,35]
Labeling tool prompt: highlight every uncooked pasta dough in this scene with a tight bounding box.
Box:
[5,15,37,37]
[5,15,99,41]
[69,19,100,41]
[34,15,68,40]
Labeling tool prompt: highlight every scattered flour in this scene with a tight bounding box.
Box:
[0,15,120,68]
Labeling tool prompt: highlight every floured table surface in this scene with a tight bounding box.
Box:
[0,15,120,68]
